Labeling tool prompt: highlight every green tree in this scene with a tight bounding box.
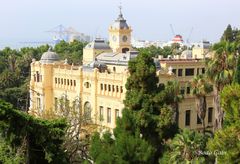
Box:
[54,40,87,64]
[221,24,234,42]
[0,99,68,163]
[161,129,209,163]
[207,83,240,163]
[233,54,240,84]
[137,45,162,57]
[90,52,177,163]
[162,81,183,125]
[207,123,240,164]
[161,46,173,57]
[206,41,238,130]
[171,43,181,55]
[220,84,240,126]
[0,136,24,164]
[191,75,213,134]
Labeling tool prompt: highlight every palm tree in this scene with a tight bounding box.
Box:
[164,81,184,125]
[191,75,213,134]
[169,129,207,163]
[206,41,238,130]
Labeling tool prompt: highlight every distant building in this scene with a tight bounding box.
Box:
[29,9,214,131]
[192,40,212,59]
[158,55,214,130]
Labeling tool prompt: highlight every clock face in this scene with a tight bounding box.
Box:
[112,35,117,42]
[122,35,128,42]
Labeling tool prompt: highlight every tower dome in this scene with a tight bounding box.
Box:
[40,48,59,64]
[110,6,129,29]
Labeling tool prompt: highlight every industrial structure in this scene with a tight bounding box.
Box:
[46,25,91,43]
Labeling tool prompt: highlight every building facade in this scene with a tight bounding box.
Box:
[29,10,214,130]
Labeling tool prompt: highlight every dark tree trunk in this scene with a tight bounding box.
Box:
[175,102,179,126]
[213,88,224,131]
[196,96,206,134]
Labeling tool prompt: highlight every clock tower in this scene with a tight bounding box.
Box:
[109,6,132,53]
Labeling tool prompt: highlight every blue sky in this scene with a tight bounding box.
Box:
[0,0,240,48]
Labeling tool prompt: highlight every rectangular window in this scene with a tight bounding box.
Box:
[172,69,177,75]
[100,84,103,90]
[104,84,107,91]
[61,78,63,84]
[99,106,104,121]
[64,79,66,85]
[36,98,41,110]
[55,78,57,84]
[185,68,194,76]
[197,114,202,124]
[108,85,111,91]
[70,80,73,86]
[208,107,213,123]
[186,86,191,94]
[115,109,120,119]
[120,86,123,93]
[54,97,58,110]
[178,69,183,76]
[197,68,199,75]
[112,85,115,92]
[116,86,119,92]
[107,108,111,123]
[58,78,60,84]
[74,80,76,86]
[202,68,205,74]
[185,110,191,126]
[67,79,69,86]
[36,71,40,82]
[180,86,185,95]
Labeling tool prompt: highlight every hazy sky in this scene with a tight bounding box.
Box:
[0,0,240,48]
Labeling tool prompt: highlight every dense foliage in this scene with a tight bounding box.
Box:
[136,43,186,58]
[221,24,240,43]
[54,40,87,64]
[160,129,209,163]
[205,25,240,163]
[0,99,68,163]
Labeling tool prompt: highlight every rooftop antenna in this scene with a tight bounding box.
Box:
[186,27,194,44]
[118,0,124,18]
[119,1,122,14]
[169,24,176,37]
[94,27,102,39]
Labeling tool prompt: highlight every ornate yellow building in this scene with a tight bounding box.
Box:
[29,9,214,130]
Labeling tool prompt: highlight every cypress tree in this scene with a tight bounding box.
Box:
[221,24,234,42]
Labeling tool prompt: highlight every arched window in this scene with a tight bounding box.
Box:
[122,48,129,53]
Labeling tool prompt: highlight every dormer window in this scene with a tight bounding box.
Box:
[84,82,91,88]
